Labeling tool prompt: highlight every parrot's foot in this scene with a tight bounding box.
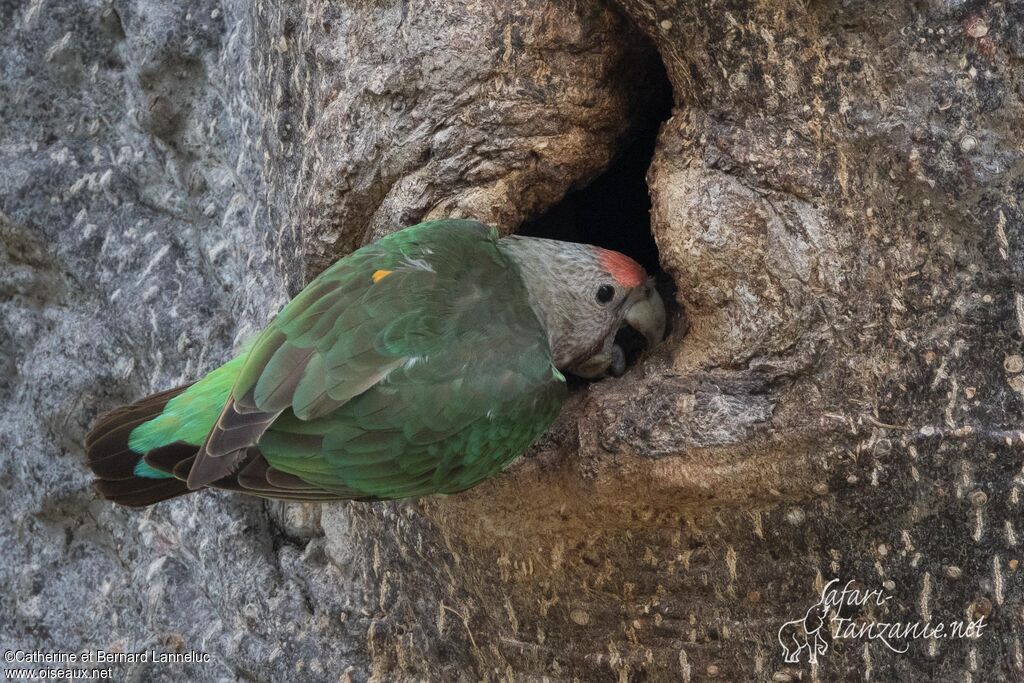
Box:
[571,344,626,379]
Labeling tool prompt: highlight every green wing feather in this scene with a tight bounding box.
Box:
[158,219,566,499]
[258,219,566,498]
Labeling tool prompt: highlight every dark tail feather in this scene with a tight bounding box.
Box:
[93,477,190,507]
[84,385,197,507]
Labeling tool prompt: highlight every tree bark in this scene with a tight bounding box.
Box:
[1,0,1022,681]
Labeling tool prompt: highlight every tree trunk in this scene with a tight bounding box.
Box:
[2,0,1022,680]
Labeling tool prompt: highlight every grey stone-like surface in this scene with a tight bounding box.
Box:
[4,0,1024,680]
[0,0,359,678]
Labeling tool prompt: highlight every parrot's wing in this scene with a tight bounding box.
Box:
[184,239,400,488]
[186,220,565,492]
[258,305,567,499]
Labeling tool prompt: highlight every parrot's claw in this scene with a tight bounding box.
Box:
[608,344,626,377]
[570,345,625,379]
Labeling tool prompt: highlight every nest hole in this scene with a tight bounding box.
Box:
[519,47,676,367]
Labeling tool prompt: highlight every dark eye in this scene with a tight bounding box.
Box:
[596,284,615,304]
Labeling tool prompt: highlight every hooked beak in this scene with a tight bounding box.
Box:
[624,283,666,349]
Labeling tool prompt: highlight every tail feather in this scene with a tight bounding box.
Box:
[144,442,199,473]
[85,385,197,507]
[93,477,190,507]
[172,454,198,479]
[84,385,190,451]
[84,371,345,506]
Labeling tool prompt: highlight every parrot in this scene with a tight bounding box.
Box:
[84,219,666,506]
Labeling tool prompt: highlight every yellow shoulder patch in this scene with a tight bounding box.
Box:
[372,269,393,283]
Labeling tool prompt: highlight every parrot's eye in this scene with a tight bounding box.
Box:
[596,284,615,304]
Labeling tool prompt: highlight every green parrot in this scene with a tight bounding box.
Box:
[84,219,666,506]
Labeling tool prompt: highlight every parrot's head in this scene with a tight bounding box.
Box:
[499,235,667,378]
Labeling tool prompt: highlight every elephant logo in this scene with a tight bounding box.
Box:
[778,598,830,664]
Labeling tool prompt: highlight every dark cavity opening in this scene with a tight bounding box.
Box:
[518,54,672,276]
[518,47,675,369]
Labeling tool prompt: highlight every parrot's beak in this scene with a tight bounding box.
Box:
[624,284,666,349]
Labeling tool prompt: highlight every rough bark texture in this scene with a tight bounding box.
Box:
[253,0,656,281]
[3,0,1023,681]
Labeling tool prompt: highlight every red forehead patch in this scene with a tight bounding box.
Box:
[597,249,647,288]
